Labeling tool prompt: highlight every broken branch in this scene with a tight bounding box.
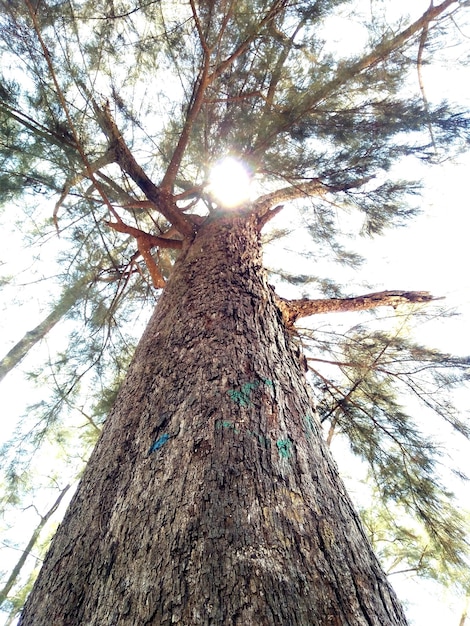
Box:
[106,221,183,250]
[277,290,440,326]
[256,204,285,230]
[136,240,166,289]
[106,221,183,289]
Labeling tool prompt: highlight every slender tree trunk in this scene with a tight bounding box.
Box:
[0,485,70,606]
[459,597,469,626]
[19,213,408,625]
[0,281,85,383]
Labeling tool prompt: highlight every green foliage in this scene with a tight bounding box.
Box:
[0,0,469,617]
[303,318,470,587]
[360,492,470,595]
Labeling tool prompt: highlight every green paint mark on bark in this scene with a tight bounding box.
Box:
[227,382,259,407]
[303,413,316,440]
[215,420,271,449]
[227,379,274,407]
[216,420,240,434]
[276,438,292,459]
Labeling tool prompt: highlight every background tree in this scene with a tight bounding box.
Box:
[0,0,469,623]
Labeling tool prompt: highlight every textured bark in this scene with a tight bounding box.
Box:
[277,291,437,326]
[19,214,408,625]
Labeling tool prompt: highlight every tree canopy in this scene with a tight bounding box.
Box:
[1,0,470,622]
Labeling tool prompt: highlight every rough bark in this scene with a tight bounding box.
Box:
[277,291,437,326]
[19,214,408,625]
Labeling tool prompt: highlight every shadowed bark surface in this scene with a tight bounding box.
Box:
[19,214,407,625]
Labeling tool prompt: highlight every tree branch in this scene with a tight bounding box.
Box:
[189,0,211,53]
[417,4,437,153]
[25,1,121,225]
[159,40,211,192]
[252,179,328,217]
[106,221,183,289]
[209,0,289,82]
[54,148,116,227]
[0,100,76,151]
[252,176,373,222]
[256,204,285,230]
[159,1,288,193]
[106,221,183,250]
[277,290,440,326]
[95,104,194,237]
[0,277,94,384]
[253,0,458,153]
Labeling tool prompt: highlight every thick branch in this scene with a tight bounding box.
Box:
[106,221,183,250]
[252,179,328,217]
[95,173,152,209]
[277,290,439,326]
[256,204,285,230]
[252,176,372,222]
[95,104,194,238]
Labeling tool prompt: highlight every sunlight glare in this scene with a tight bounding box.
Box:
[208,157,252,208]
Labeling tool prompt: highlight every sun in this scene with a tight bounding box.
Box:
[208,157,252,208]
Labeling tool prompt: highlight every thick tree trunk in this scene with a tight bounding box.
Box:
[19,213,408,625]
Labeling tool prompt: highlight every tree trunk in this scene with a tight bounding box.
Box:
[0,277,88,384]
[0,297,74,384]
[18,213,408,625]
[0,485,70,605]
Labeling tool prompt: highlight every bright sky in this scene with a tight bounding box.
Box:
[208,157,253,208]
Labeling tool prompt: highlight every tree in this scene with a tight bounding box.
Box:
[0,0,469,623]
[0,484,70,608]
